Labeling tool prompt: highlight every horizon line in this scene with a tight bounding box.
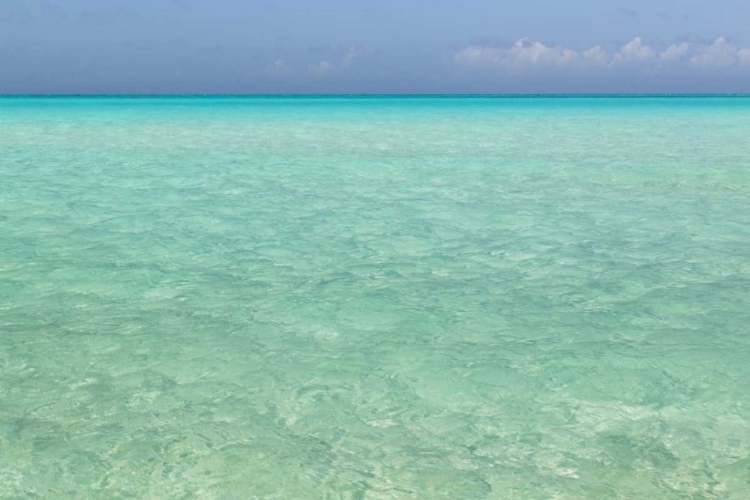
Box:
[2,93,750,98]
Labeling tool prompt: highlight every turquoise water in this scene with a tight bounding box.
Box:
[1,96,749,499]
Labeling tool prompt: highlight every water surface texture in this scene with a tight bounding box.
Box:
[1,96,749,499]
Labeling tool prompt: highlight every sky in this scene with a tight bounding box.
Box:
[1,0,749,93]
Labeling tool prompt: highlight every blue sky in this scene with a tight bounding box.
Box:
[1,0,749,93]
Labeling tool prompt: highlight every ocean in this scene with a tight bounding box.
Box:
[1,96,749,498]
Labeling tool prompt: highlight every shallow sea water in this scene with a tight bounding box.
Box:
[1,96,749,499]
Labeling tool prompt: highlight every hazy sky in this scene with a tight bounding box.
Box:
[1,0,749,93]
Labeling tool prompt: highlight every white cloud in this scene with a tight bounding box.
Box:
[304,46,371,77]
[341,47,357,67]
[309,60,333,77]
[454,38,581,72]
[690,37,737,68]
[454,46,486,65]
[454,36,750,74]
[506,38,573,65]
[612,37,655,63]
[262,59,295,78]
[269,59,291,72]
[582,46,608,65]
[659,43,690,61]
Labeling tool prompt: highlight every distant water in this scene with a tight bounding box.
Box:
[1,96,749,499]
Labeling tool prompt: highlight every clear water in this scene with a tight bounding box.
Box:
[1,96,749,499]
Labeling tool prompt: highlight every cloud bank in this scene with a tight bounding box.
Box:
[454,36,750,73]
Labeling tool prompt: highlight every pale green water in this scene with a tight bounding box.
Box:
[1,96,749,499]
